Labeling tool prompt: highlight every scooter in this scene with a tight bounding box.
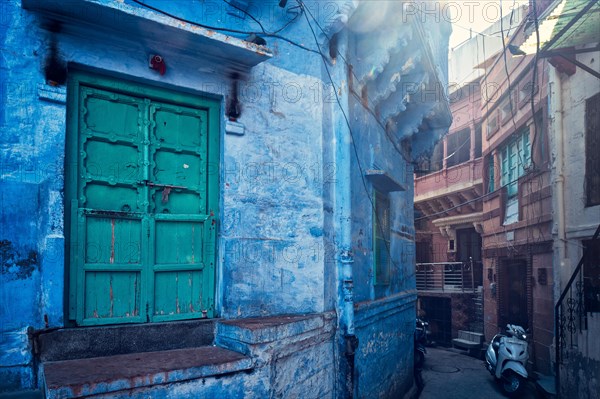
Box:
[484,324,529,397]
[414,318,429,391]
[414,318,428,369]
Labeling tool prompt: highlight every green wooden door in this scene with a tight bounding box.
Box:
[66,72,219,326]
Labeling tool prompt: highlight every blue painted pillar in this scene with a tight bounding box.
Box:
[326,29,358,398]
[330,31,355,341]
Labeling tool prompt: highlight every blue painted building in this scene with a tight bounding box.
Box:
[1,1,451,397]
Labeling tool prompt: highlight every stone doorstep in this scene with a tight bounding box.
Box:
[43,346,253,399]
[0,391,43,399]
[36,319,216,362]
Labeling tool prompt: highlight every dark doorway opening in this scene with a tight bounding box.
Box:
[500,259,529,329]
[420,297,452,346]
[456,228,482,263]
[456,228,483,291]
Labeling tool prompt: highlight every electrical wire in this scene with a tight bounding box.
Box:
[499,0,527,170]
[222,0,266,33]
[506,0,519,37]
[529,0,541,171]
[298,0,408,277]
[463,5,515,255]
[299,1,413,161]
[272,4,304,34]
[134,0,417,274]
[529,0,549,245]
[130,0,320,55]
[443,130,472,162]
[223,0,304,35]
[415,170,536,222]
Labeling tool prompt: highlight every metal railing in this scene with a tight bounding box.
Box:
[416,259,482,293]
[555,224,600,396]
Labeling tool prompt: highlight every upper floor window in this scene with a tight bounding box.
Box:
[415,140,443,176]
[374,190,391,285]
[474,124,482,159]
[519,79,539,108]
[501,129,531,198]
[586,92,600,207]
[447,128,470,168]
[488,156,495,193]
[486,111,499,138]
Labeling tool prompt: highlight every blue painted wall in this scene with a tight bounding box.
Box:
[1,0,450,395]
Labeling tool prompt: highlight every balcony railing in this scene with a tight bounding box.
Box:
[415,158,483,196]
[416,261,483,293]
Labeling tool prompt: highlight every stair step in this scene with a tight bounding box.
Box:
[36,319,215,362]
[0,391,43,399]
[43,346,252,399]
[533,372,556,398]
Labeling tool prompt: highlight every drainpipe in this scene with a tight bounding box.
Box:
[330,29,358,398]
[549,66,566,388]
[550,67,566,292]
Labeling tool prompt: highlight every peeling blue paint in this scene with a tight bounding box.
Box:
[310,227,323,237]
[1,241,39,280]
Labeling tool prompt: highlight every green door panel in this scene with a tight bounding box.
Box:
[84,217,142,265]
[66,72,219,326]
[84,271,142,320]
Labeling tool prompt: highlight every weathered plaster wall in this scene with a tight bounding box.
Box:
[549,49,600,398]
[346,85,415,304]
[531,252,553,375]
[220,61,327,317]
[553,50,600,281]
[216,314,337,399]
[1,1,66,390]
[0,0,334,389]
[1,0,450,396]
[344,40,420,397]
[354,292,416,399]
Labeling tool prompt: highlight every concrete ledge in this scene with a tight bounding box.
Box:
[452,330,484,352]
[217,314,325,345]
[452,338,480,349]
[43,346,252,399]
[354,290,417,328]
[22,0,271,71]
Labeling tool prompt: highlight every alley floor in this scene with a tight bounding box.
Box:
[419,347,539,399]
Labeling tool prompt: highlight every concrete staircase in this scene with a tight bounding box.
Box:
[42,346,252,399]
[0,391,44,399]
[470,286,484,333]
[32,314,335,398]
[34,319,257,398]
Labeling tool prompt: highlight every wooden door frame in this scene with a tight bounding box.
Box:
[65,70,221,325]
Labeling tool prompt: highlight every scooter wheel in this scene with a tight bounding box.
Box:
[502,371,524,397]
[415,350,425,369]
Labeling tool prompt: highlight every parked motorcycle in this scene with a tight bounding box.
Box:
[484,324,529,397]
[414,318,429,369]
[414,318,429,391]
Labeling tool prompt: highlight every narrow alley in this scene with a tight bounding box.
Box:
[419,347,538,399]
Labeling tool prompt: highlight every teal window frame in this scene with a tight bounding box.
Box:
[501,130,531,198]
[488,156,495,193]
[373,190,391,285]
